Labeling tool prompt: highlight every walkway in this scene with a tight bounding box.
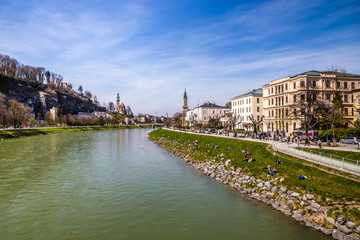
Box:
[163,128,360,176]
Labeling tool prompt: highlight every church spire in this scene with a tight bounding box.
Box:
[183,89,187,99]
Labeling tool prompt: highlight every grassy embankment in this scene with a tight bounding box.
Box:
[0,125,139,140]
[149,128,360,223]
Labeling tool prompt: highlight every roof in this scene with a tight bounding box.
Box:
[292,70,360,78]
[197,102,224,108]
[232,88,263,99]
[183,89,187,99]
[120,103,125,107]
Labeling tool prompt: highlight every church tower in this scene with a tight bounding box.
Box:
[183,89,188,111]
[182,89,188,126]
[116,93,120,113]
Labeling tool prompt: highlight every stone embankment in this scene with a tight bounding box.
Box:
[152,139,360,240]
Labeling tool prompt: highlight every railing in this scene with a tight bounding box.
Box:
[272,142,359,175]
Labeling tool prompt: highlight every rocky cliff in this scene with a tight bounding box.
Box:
[0,74,105,119]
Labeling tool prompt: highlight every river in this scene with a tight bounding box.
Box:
[0,129,330,239]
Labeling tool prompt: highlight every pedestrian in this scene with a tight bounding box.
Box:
[318,139,322,148]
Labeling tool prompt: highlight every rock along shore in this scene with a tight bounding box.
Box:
[150,136,360,240]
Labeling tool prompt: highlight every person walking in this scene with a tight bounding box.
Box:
[318,139,322,149]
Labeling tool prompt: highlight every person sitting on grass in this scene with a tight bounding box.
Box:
[298,175,308,180]
[263,165,271,171]
[243,156,249,162]
[276,159,282,165]
[270,169,276,176]
[227,147,231,150]
[248,157,255,162]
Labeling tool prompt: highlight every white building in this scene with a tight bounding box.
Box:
[231,88,263,131]
[185,102,229,126]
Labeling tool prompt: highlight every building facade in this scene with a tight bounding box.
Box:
[183,90,228,126]
[262,71,360,136]
[231,88,263,131]
[353,89,360,122]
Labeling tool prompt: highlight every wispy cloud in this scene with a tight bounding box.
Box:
[0,0,359,115]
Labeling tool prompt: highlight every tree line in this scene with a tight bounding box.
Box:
[0,54,65,88]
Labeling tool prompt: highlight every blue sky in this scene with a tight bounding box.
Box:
[1,0,360,116]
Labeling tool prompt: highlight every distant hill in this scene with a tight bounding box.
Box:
[0,74,105,119]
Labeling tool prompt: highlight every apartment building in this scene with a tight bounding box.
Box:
[262,71,360,136]
[354,89,360,122]
[231,88,263,131]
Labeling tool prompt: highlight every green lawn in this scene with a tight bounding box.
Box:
[0,125,138,139]
[149,129,360,203]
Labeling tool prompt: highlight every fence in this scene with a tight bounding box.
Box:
[272,142,359,175]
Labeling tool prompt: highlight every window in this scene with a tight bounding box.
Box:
[312,80,316,88]
[300,81,305,87]
[285,96,288,103]
[286,123,288,132]
[294,109,297,116]
[293,95,296,102]
[257,116,260,121]
[257,107,260,112]
[271,99,274,105]
[272,110,274,117]
[271,87,273,94]
[326,94,331,101]
[352,82,355,89]
[313,94,317,101]
[203,110,207,114]
[352,108,354,116]
[285,84,288,91]
[344,95,348,103]
[337,82,341,89]
[268,89,270,95]
[293,122,296,130]
[301,94,305,101]
[286,109,288,116]
[344,108,348,115]
[204,116,206,120]
[293,82,296,89]
[344,82,348,89]
[257,98,260,103]
[325,80,330,88]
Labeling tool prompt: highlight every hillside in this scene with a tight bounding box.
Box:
[0,74,105,119]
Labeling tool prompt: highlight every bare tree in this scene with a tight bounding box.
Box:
[0,93,8,126]
[78,85,83,94]
[8,99,30,127]
[249,114,264,136]
[126,106,133,116]
[84,91,92,99]
[172,112,183,127]
[93,95,99,105]
[226,113,243,133]
[108,102,115,112]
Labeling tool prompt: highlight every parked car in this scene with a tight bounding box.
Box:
[339,137,359,144]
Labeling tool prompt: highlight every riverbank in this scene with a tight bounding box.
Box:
[0,125,140,140]
[148,129,360,240]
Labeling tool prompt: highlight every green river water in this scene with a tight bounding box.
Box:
[0,129,330,239]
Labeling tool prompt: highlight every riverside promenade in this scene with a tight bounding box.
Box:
[163,128,360,176]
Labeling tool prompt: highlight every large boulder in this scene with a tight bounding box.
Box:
[326,217,335,225]
[332,229,344,240]
[346,221,357,229]
[337,215,346,225]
